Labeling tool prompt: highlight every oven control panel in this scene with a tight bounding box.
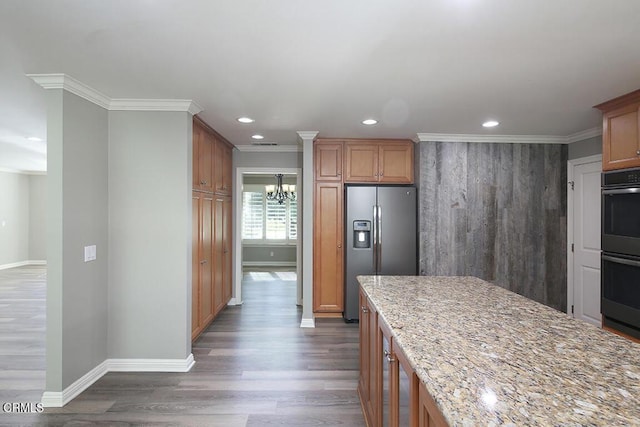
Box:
[602,167,640,187]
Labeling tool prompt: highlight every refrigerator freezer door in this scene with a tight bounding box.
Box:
[378,187,417,275]
[344,186,376,321]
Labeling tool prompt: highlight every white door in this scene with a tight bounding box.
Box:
[571,159,601,326]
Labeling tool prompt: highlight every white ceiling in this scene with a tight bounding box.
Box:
[1,0,640,172]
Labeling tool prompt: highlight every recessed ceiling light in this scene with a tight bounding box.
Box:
[237,117,255,124]
[362,119,378,125]
[251,134,264,140]
[482,120,499,128]
[27,136,43,142]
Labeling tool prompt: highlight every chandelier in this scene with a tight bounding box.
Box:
[266,174,296,205]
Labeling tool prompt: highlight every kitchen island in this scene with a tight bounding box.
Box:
[357,275,640,426]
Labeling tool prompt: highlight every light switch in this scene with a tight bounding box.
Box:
[84,245,97,262]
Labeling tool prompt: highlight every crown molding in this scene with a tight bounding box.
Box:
[28,73,111,109]
[28,74,202,114]
[110,99,203,114]
[416,133,567,144]
[417,126,603,145]
[564,127,602,143]
[296,131,319,143]
[0,166,47,175]
[235,145,302,152]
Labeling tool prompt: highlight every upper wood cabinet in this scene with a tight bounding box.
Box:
[595,89,640,171]
[344,140,414,183]
[193,126,214,192]
[315,140,343,181]
[194,116,234,195]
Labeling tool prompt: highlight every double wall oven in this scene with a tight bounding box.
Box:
[601,167,640,339]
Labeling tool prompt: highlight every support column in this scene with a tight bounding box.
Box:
[297,131,318,328]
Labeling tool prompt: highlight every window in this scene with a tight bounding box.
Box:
[242,191,264,239]
[242,184,297,243]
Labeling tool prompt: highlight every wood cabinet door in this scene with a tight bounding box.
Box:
[198,131,215,192]
[358,290,369,397]
[603,103,640,170]
[199,194,215,328]
[221,143,233,195]
[394,344,419,427]
[313,182,344,312]
[213,137,224,193]
[418,381,448,427]
[315,142,343,181]
[367,298,378,423]
[213,198,225,316]
[192,193,201,339]
[222,197,233,304]
[344,142,378,182]
[192,127,202,190]
[379,142,414,183]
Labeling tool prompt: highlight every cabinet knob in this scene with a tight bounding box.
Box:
[361,305,369,313]
[337,243,342,248]
[201,180,207,185]
[637,150,640,156]
[200,260,207,264]
[384,349,395,363]
[337,171,342,176]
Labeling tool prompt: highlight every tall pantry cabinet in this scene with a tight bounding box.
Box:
[192,116,234,341]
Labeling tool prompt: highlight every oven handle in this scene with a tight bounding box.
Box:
[602,254,640,268]
[603,188,640,195]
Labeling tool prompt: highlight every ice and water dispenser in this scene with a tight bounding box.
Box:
[352,220,371,249]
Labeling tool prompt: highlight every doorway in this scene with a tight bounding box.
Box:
[233,168,302,309]
[567,155,602,326]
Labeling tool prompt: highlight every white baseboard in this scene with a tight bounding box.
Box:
[41,354,195,407]
[41,360,108,407]
[227,298,243,306]
[300,318,315,328]
[108,354,195,372]
[0,260,47,270]
[242,261,296,267]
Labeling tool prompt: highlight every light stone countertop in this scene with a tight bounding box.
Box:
[357,275,640,426]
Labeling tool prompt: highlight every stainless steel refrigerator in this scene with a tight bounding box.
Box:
[344,185,417,321]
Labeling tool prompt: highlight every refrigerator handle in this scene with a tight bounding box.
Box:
[377,205,382,274]
[372,205,378,272]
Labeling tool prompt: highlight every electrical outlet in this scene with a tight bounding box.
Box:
[84,245,97,262]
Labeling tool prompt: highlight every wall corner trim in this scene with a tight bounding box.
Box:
[296,131,319,144]
[300,318,315,328]
[40,355,195,408]
[27,73,202,114]
[0,260,47,271]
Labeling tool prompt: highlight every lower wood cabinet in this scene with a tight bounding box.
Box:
[192,191,232,341]
[360,287,447,427]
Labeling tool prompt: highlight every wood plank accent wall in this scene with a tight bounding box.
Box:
[417,141,568,311]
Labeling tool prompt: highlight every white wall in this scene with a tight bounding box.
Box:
[108,111,191,360]
[46,89,109,390]
[0,171,29,266]
[29,174,47,260]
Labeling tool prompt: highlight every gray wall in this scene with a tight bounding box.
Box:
[243,245,296,265]
[234,150,302,169]
[29,174,47,260]
[568,135,602,160]
[418,141,568,311]
[46,89,109,390]
[0,171,29,265]
[108,111,191,359]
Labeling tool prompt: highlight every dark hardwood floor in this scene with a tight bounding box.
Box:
[0,266,364,426]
